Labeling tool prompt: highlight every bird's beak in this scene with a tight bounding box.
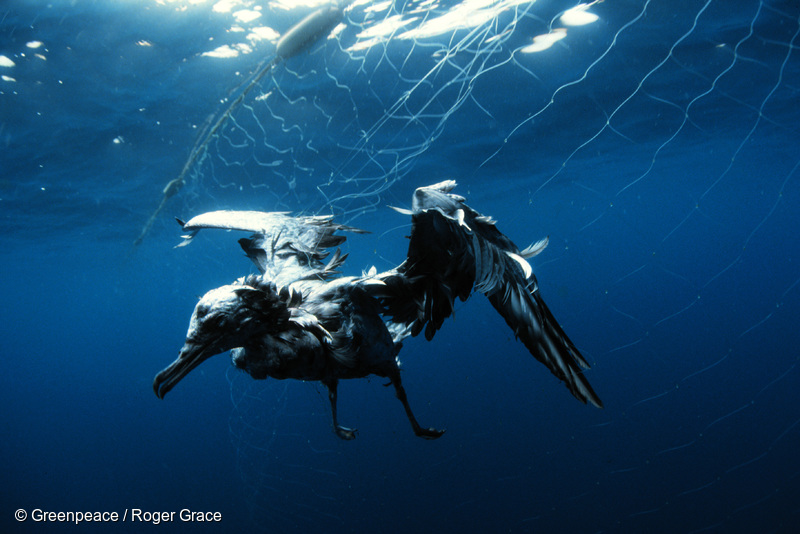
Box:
[153,340,220,399]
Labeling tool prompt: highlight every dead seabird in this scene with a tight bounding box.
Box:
[153,181,602,440]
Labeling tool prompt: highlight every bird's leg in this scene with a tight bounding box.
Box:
[322,378,356,440]
[389,370,445,440]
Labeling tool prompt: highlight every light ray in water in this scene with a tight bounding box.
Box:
[134,2,347,246]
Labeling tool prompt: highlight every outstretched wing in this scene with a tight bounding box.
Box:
[176,210,366,286]
[372,181,602,407]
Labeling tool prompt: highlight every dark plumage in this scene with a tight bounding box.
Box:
[153,181,601,440]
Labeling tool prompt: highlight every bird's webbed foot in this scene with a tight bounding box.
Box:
[390,371,445,440]
[415,426,445,440]
[334,425,357,440]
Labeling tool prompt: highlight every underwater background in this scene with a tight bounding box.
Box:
[2,0,799,532]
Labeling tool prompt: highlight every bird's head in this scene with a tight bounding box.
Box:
[153,281,288,399]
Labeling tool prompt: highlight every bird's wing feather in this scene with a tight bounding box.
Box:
[175,210,365,285]
[370,181,602,407]
[176,210,292,246]
[485,274,603,407]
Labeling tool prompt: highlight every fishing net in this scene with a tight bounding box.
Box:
[147,1,799,531]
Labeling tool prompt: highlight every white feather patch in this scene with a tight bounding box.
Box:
[389,205,414,216]
[506,251,533,279]
[520,236,549,259]
[455,209,471,231]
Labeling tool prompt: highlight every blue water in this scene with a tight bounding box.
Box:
[2,0,799,532]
